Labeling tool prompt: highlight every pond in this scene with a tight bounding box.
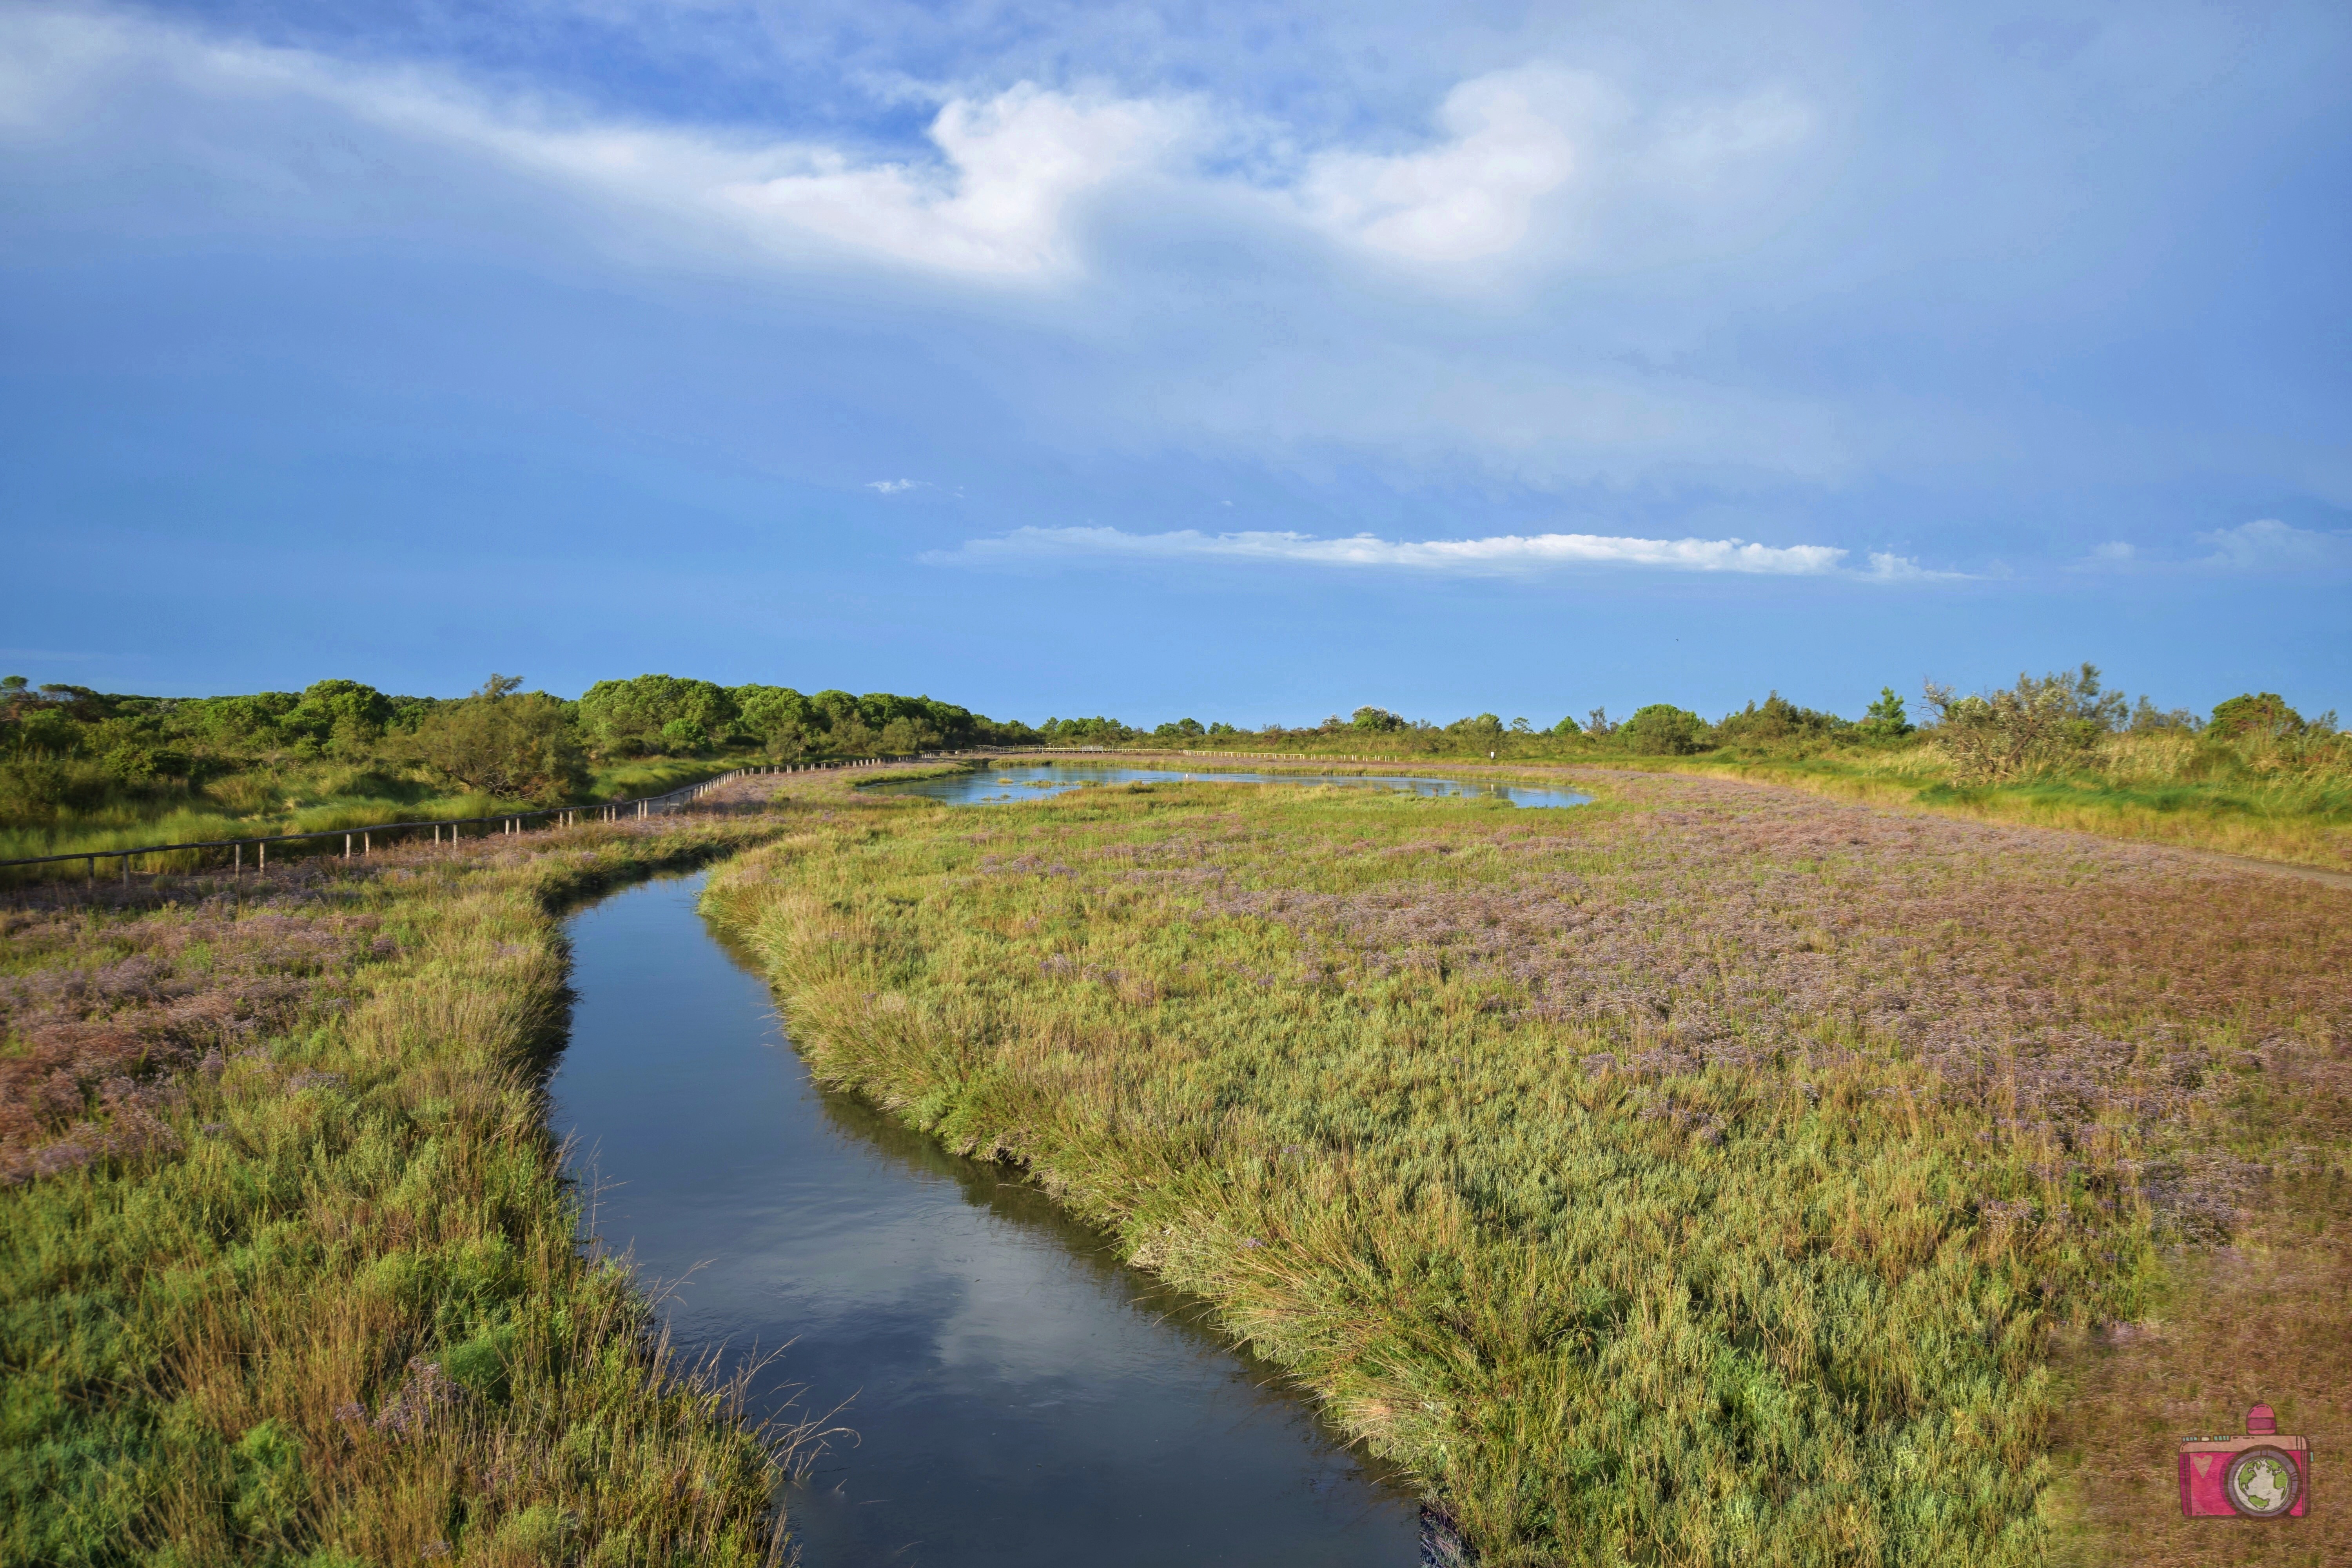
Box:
[552,873,1423,1568]
[866,761,1591,809]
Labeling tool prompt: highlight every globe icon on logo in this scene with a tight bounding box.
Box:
[2226,1448,2302,1519]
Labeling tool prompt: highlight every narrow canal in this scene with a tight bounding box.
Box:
[551,871,1424,1568]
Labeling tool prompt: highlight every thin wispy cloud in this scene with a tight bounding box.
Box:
[867,478,929,494]
[2071,522,2352,574]
[2196,518,2352,570]
[925,525,1949,579]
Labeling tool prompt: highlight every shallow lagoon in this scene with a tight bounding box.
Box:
[867,761,1592,809]
[553,874,1421,1568]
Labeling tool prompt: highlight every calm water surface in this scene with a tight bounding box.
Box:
[552,874,1422,1568]
[867,762,1590,809]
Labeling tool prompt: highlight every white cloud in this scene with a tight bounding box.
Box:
[0,9,1192,279]
[2089,541,2136,562]
[0,9,1812,281]
[2196,518,2352,570]
[712,86,1194,276]
[1290,66,1812,266]
[1863,551,1964,580]
[1297,67,1589,264]
[867,478,929,494]
[924,524,1949,579]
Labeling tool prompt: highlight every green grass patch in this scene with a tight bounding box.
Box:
[2,818,804,1564]
[706,771,2352,1566]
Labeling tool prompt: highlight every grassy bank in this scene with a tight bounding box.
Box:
[2,816,800,1565]
[705,772,2352,1566]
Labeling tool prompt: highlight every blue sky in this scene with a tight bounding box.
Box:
[3,0,2347,728]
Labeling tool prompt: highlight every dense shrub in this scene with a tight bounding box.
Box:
[1924,664,2126,784]
[1714,692,1849,747]
[2207,691,2306,740]
[578,675,740,758]
[1619,703,1709,755]
[408,685,589,803]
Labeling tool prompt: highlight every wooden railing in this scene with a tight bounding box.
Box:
[0,757,911,886]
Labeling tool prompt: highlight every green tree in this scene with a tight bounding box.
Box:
[281,679,397,755]
[2129,695,2200,733]
[1620,704,1709,755]
[1860,687,1913,739]
[408,679,588,802]
[577,675,739,757]
[1716,693,1851,746]
[1350,707,1405,733]
[733,685,818,757]
[1546,714,1583,736]
[2207,692,2305,740]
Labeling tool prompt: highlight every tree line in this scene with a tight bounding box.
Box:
[2,665,2336,824]
[0,672,1044,818]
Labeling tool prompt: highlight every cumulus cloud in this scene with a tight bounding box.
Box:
[0,8,1812,281]
[925,524,1944,579]
[1293,66,1812,265]
[0,8,1192,278]
[2196,518,2352,570]
[1296,67,1588,263]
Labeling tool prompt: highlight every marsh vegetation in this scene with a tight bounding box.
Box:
[706,770,2351,1566]
[0,817,808,1564]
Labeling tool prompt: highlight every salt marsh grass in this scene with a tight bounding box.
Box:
[706,771,2352,1566]
[2,819,806,1565]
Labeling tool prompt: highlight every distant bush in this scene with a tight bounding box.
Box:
[1038,715,1138,746]
[408,681,589,803]
[1714,692,1848,747]
[1351,707,1406,733]
[1447,713,1506,741]
[1619,704,1709,755]
[0,758,105,818]
[2207,692,2305,740]
[1924,663,2125,784]
[2129,696,2201,734]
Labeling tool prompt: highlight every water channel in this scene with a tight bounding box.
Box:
[552,873,1425,1567]
[866,761,1592,810]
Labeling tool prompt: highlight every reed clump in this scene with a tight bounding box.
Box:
[2,818,805,1566]
[706,771,2352,1567]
